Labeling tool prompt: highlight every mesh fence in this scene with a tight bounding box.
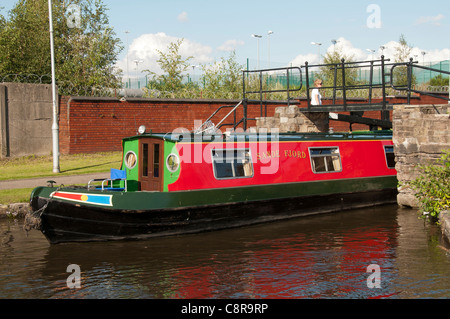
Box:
[2,60,449,98]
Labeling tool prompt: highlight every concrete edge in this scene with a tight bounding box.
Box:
[0,203,31,220]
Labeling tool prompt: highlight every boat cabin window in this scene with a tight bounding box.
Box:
[153,144,160,177]
[309,147,342,173]
[142,144,149,176]
[384,146,395,169]
[212,149,254,179]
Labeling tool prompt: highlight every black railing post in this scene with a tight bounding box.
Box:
[259,71,263,115]
[286,68,291,106]
[381,55,386,111]
[243,98,248,131]
[242,70,246,101]
[368,60,374,104]
[407,58,413,105]
[333,65,337,105]
[341,58,347,111]
[305,62,310,110]
[381,55,389,121]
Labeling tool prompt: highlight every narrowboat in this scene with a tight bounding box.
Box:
[29,128,397,244]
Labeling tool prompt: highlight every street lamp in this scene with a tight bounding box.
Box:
[421,51,427,64]
[125,30,130,87]
[252,34,262,69]
[331,39,339,51]
[366,49,375,60]
[380,45,386,58]
[268,31,274,68]
[311,42,322,64]
[421,51,427,83]
[48,0,59,173]
[134,59,144,88]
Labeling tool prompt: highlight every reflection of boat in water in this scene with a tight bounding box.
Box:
[39,206,399,299]
[29,127,397,244]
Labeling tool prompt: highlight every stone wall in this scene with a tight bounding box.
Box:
[255,105,329,133]
[393,104,450,207]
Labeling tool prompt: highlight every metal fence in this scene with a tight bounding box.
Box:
[2,59,449,97]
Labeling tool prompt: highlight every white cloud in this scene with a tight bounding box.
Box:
[327,37,368,61]
[117,32,213,77]
[289,37,450,67]
[217,39,245,52]
[177,11,189,23]
[290,53,318,66]
[416,14,444,26]
[289,37,367,66]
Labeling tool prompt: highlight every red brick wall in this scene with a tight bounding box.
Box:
[58,93,448,154]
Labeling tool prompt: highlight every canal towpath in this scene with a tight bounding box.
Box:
[0,172,109,218]
[0,172,109,191]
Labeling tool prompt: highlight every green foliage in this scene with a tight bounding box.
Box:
[392,34,416,87]
[201,51,244,99]
[0,0,123,95]
[319,49,358,88]
[408,149,450,220]
[145,38,193,95]
[429,74,449,87]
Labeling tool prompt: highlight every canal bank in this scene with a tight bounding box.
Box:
[393,104,449,208]
[392,103,449,243]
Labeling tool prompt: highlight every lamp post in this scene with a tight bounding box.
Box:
[311,42,322,64]
[134,59,143,88]
[252,34,262,69]
[380,46,386,58]
[268,30,273,68]
[331,39,338,51]
[421,51,426,83]
[125,30,130,88]
[48,0,59,173]
[366,49,375,60]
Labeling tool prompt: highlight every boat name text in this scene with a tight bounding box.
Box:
[257,149,307,160]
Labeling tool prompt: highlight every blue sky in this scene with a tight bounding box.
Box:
[1,0,449,77]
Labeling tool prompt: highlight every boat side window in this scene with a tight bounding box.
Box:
[309,147,342,173]
[212,149,254,179]
[384,145,395,169]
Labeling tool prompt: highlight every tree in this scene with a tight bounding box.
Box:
[429,74,449,87]
[201,51,244,99]
[0,0,123,95]
[145,38,193,95]
[392,34,416,87]
[318,48,358,95]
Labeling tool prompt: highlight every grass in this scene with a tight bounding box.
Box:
[0,152,123,205]
[0,152,123,181]
[0,188,34,205]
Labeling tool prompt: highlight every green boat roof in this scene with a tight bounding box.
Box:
[122,130,393,143]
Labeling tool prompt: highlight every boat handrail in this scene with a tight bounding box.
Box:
[194,100,243,134]
[88,178,127,192]
[214,100,243,130]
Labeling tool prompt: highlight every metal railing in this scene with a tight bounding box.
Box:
[390,58,450,104]
[203,56,450,131]
[302,57,392,112]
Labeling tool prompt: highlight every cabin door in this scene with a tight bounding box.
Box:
[139,139,164,191]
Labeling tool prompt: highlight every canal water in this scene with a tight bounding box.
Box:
[0,204,449,300]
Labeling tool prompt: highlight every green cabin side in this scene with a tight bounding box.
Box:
[120,135,181,192]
